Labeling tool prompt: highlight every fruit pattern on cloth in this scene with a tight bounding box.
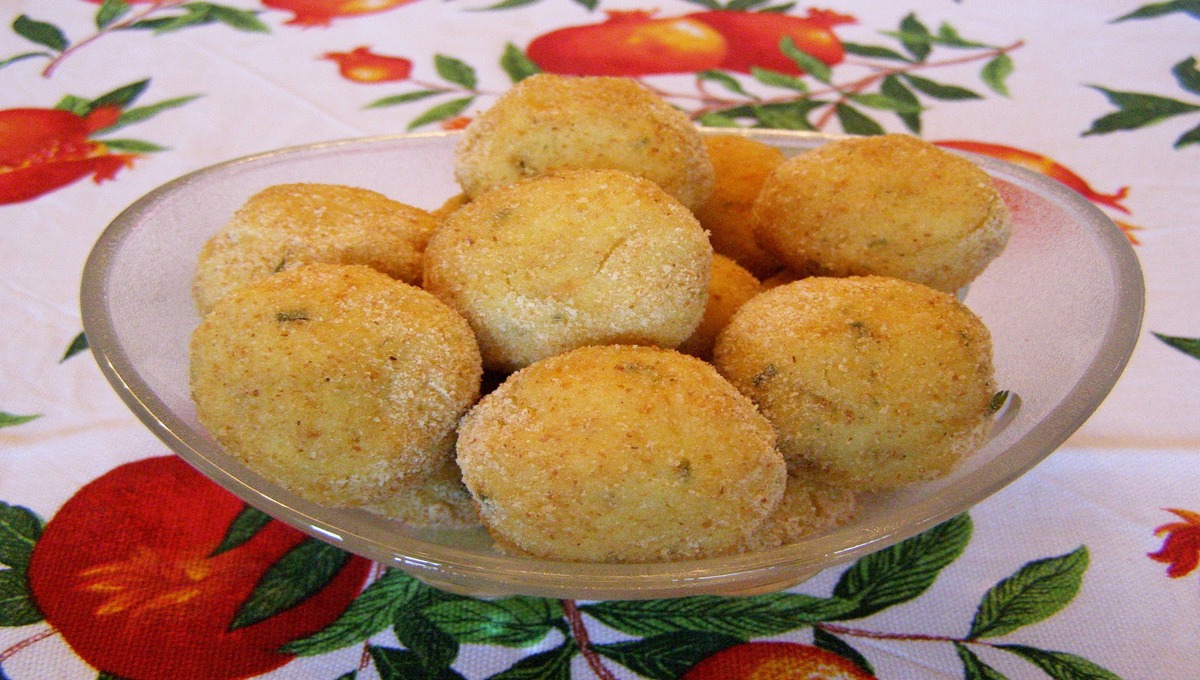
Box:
[2,0,1199,678]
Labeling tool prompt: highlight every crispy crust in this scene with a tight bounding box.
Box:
[694,134,786,278]
[752,134,1010,293]
[677,253,762,361]
[714,275,996,491]
[193,183,436,313]
[456,345,786,562]
[190,263,482,507]
[424,169,712,372]
[454,74,714,211]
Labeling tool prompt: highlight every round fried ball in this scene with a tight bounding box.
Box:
[190,263,482,507]
[694,134,785,278]
[194,183,437,313]
[677,254,762,361]
[753,134,1011,293]
[713,276,996,492]
[456,345,786,563]
[362,454,480,530]
[424,169,712,372]
[455,74,714,211]
[738,466,858,552]
[430,192,470,226]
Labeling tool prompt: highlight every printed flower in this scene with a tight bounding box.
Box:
[1149,508,1200,578]
[0,106,134,205]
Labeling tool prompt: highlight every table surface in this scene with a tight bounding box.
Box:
[2,1,1198,678]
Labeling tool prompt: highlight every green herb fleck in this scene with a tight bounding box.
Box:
[276,310,310,323]
[989,390,1010,412]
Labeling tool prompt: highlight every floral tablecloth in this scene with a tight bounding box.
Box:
[2,1,1198,678]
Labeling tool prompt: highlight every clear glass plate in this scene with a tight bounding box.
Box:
[80,130,1144,600]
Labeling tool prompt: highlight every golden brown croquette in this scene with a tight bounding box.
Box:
[456,345,786,562]
[454,74,714,211]
[695,134,786,278]
[423,169,712,372]
[193,183,437,313]
[752,134,1010,293]
[190,263,482,507]
[713,275,996,492]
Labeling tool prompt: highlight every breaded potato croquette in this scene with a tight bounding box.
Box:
[456,345,787,563]
[430,192,470,226]
[737,466,858,552]
[714,276,996,492]
[424,169,712,372]
[193,183,437,313]
[190,263,482,507]
[678,254,762,361]
[362,454,480,530]
[694,134,785,278]
[454,74,714,211]
[753,134,1011,293]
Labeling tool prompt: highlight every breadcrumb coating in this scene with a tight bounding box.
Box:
[753,134,1010,293]
[455,74,714,211]
[456,345,786,563]
[714,275,996,491]
[190,263,482,507]
[194,183,436,313]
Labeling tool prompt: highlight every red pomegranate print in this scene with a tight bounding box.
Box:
[0,106,134,206]
[263,0,417,27]
[323,46,413,82]
[526,10,727,76]
[686,8,856,75]
[26,455,371,679]
[683,641,875,679]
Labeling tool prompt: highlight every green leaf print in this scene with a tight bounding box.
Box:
[831,513,972,619]
[488,640,577,680]
[0,413,40,429]
[580,592,856,638]
[955,642,1009,680]
[500,43,540,82]
[997,644,1122,680]
[780,38,831,83]
[1112,0,1200,22]
[95,0,132,30]
[423,596,564,647]
[1153,333,1200,359]
[0,570,44,626]
[393,611,460,676]
[229,538,351,631]
[435,54,478,89]
[408,97,476,131]
[283,569,463,655]
[981,53,1015,96]
[208,504,273,557]
[60,332,88,363]
[12,15,68,52]
[0,503,43,573]
[968,547,1088,639]
[1083,87,1200,135]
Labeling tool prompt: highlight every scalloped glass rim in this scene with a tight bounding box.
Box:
[81,129,1144,600]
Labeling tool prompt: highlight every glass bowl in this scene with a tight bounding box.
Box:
[80,130,1143,600]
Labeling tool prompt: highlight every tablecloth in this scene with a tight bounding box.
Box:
[2,1,1198,678]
